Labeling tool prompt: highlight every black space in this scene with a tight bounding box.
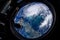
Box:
[0,0,59,40]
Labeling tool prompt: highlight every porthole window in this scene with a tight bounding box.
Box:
[10,0,56,40]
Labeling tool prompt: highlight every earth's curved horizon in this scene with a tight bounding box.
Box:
[14,2,53,39]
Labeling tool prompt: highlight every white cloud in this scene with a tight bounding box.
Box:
[39,13,53,28]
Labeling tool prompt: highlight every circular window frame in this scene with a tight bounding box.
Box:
[10,0,56,40]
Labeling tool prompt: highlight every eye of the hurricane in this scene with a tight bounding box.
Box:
[13,2,53,39]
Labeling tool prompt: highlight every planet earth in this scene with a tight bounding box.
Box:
[13,2,53,39]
